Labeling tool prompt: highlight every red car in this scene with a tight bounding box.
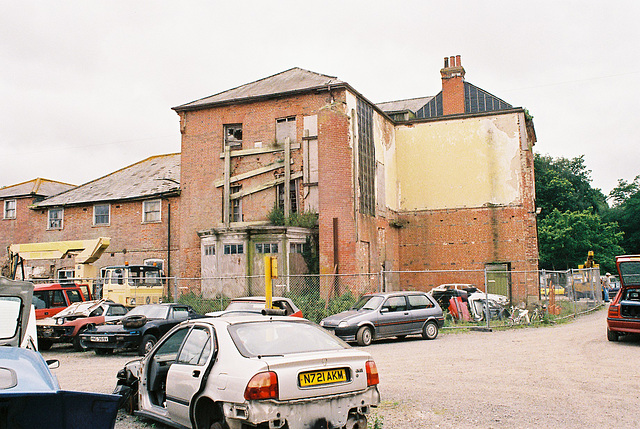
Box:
[607,255,640,341]
[32,282,92,319]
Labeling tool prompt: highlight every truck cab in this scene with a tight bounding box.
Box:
[101,265,164,307]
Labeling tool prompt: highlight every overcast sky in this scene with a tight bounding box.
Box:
[1,1,638,197]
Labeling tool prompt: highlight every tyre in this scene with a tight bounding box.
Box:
[421,321,438,340]
[607,328,619,342]
[95,348,113,355]
[356,326,373,346]
[38,339,53,351]
[122,315,148,329]
[210,422,229,429]
[138,334,157,355]
[72,327,90,352]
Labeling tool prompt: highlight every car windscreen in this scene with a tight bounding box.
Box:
[352,295,383,310]
[226,301,265,311]
[619,261,640,286]
[126,305,168,319]
[228,320,348,357]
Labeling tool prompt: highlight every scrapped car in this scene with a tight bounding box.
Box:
[36,299,129,351]
[319,291,444,346]
[113,315,380,429]
[428,283,478,309]
[0,277,120,428]
[81,303,201,355]
[206,296,303,317]
[32,282,92,320]
[607,255,640,341]
[467,291,509,321]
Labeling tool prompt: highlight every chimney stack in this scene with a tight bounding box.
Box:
[440,54,466,115]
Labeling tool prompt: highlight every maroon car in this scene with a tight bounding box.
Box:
[607,255,640,341]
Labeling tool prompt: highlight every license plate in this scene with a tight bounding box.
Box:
[299,368,348,387]
[90,336,109,342]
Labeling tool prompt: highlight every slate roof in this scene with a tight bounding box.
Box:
[0,178,75,199]
[34,154,180,207]
[376,96,434,115]
[173,67,346,111]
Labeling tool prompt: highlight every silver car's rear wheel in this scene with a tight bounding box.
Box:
[356,326,373,346]
[422,321,438,340]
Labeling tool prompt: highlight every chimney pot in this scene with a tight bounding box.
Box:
[449,56,455,67]
[456,55,461,67]
[444,57,449,68]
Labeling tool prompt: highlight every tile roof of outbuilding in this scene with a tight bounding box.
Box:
[0,178,75,199]
[376,96,435,114]
[173,67,345,111]
[34,153,180,207]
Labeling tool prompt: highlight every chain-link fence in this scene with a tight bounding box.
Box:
[23,267,604,327]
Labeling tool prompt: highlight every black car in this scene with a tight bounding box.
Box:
[320,291,444,346]
[80,303,201,355]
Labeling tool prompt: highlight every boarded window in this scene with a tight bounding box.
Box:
[276,116,296,144]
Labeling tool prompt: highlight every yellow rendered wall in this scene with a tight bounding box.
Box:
[395,114,523,211]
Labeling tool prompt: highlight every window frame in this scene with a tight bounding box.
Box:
[255,243,279,254]
[3,199,16,219]
[47,208,64,230]
[142,199,162,223]
[204,245,216,256]
[223,243,244,255]
[229,185,242,223]
[93,203,111,226]
[290,242,305,254]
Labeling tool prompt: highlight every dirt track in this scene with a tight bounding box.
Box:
[43,308,640,428]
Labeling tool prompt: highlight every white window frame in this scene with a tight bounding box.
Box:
[204,245,216,256]
[256,243,279,254]
[290,242,305,254]
[223,243,244,255]
[142,199,162,223]
[93,203,110,226]
[3,199,16,219]
[48,208,63,230]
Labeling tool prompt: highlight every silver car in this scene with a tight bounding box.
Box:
[114,314,380,429]
[320,291,445,346]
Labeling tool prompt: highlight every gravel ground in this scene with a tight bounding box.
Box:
[43,308,640,429]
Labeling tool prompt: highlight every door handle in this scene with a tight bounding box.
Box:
[192,370,200,377]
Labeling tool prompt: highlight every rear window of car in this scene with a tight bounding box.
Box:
[619,261,640,286]
[229,320,348,357]
[408,294,433,309]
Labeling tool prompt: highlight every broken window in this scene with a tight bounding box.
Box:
[276,116,296,144]
[3,199,16,219]
[48,208,63,230]
[224,124,243,148]
[93,203,110,226]
[277,179,299,214]
[229,185,242,223]
[357,98,375,216]
[143,199,161,223]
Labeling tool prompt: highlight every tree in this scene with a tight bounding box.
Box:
[607,176,640,253]
[534,154,607,220]
[537,209,623,272]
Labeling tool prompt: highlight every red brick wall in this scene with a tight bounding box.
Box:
[178,91,336,279]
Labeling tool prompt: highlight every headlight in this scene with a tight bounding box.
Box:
[56,318,65,325]
[338,321,349,328]
[319,321,325,327]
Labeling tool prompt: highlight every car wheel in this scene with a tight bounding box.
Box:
[422,321,438,340]
[72,328,90,352]
[138,334,157,356]
[607,328,619,342]
[210,421,229,429]
[95,348,113,355]
[38,339,53,351]
[356,326,373,346]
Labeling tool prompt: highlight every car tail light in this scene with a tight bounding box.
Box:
[608,305,620,318]
[366,360,379,386]
[244,371,278,400]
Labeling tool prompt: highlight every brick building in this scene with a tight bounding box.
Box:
[1,56,538,301]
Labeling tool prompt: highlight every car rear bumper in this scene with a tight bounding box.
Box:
[224,386,380,429]
[607,317,640,334]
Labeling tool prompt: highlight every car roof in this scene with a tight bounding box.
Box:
[363,291,427,298]
[197,314,305,326]
[230,296,290,302]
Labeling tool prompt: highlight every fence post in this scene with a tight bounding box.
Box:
[379,266,385,293]
[484,267,490,329]
[173,277,178,303]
